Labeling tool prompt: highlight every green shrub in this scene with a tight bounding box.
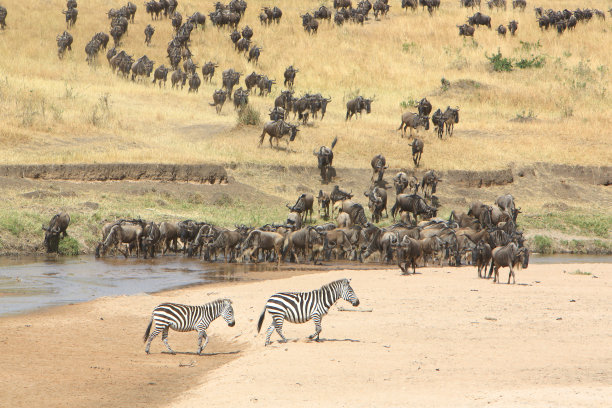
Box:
[515,55,545,69]
[533,235,553,254]
[237,105,261,126]
[486,49,513,72]
[58,236,80,256]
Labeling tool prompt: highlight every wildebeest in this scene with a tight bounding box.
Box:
[188,11,206,28]
[144,24,155,45]
[0,6,6,29]
[110,25,125,47]
[468,12,492,28]
[142,222,161,259]
[371,154,387,183]
[171,69,187,89]
[440,106,460,137]
[57,31,74,59]
[398,112,429,137]
[257,76,275,96]
[417,98,432,117]
[497,24,507,35]
[421,170,441,198]
[487,0,506,10]
[188,72,201,93]
[85,39,102,64]
[457,24,475,37]
[233,87,249,109]
[239,230,284,266]
[495,194,520,222]
[314,5,333,20]
[314,137,338,183]
[431,108,445,139]
[241,24,253,40]
[152,65,169,87]
[512,0,526,10]
[42,212,71,253]
[402,0,418,12]
[248,45,262,64]
[393,172,419,195]
[222,69,242,99]
[287,193,315,223]
[245,71,263,92]
[317,190,331,219]
[92,32,109,50]
[210,89,228,114]
[97,223,144,258]
[364,186,388,223]
[301,13,319,34]
[508,20,518,35]
[346,96,373,120]
[159,221,179,254]
[284,65,298,88]
[410,138,424,167]
[269,107,285,121]
[201,61,218,82]
[489,243,529,284]
[474,241,492,278]
[334,0,352,9]
[259,120,300,147]
[396,236,422,274]
[131,55,154,81]
[391,194,437,223]
[63,7,78,28]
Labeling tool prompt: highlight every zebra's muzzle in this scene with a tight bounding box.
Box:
[228,321,235,327]
[352,299,360,307]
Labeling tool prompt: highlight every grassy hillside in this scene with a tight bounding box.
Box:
[0,0,610,171]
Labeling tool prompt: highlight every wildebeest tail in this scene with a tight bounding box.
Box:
[143,318,153,342]
[257,306,267,333]
[331,136,338,150]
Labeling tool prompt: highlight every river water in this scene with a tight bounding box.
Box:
[0,254,610,317]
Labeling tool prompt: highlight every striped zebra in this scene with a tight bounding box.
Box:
[143,298,235,355]
[257,278,360,346]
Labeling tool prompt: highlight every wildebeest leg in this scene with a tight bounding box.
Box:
[508,264,515,284]
[259,130,267,146]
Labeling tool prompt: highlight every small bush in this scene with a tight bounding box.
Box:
[486,49,513,72]
[533,235,553,254]
[400,97,418,109]
[237,105,261,126]
[402,42,418,53]
[515,55,545,69]
[58,236,80,256]
[440,78,451,92]
[568,269,591,276]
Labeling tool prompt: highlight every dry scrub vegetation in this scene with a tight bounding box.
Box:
[0,0,610,170]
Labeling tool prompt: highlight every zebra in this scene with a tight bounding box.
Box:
[257,278,360,346]
[143,298,235,355]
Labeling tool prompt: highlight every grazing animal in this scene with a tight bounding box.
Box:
[171,69,187,89]
[56,31,74,59]
[63,7,78,28]
[508,20,518,35]
[364,186,388,223]
[201,61,218,82]
[398,112,429,137]
[393,172,419,195]
[259,120,300,147]
[457,23,475,36]
[222,69,242,98]
[497,24,507,35]
[391,194,437,222]
[474,241,492,278]
[42,212,71,253]
[396,236,422,274]
[495,194,520,222]
[233,87,249,109]
[512,0,526,10]
[159,221,179,254]
[314,137,338,183]
[210,89,228,114]
[188,72,201,93]
[144,24,155,45]
[410,138,424,167]
[240,230,285,266]
[442,106,459,137]
[257,278,359,345]
[287,193,315,223]
[346,96,373,120]
[417,98,432,117]
[421,170,441,198]
[370,154,387,183]
[284,65,298,88]
[144,299,235,354]
[152,65,169,87]
[142,222,161,259]
[317,190,331,219]
[468,12,491,28]
[489,243,529,284]
[248,45,262,64]
[0,6,7,29]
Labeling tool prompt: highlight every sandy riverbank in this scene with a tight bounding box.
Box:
[1,263,611,407]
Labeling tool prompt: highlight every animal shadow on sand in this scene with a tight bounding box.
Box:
[161,350,241,356]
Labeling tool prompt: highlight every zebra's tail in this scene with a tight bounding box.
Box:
[257,306,267,333]
[143,318,153,343]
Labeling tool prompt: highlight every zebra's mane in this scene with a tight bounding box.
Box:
[319,278,348,292]
[209,298,232,306]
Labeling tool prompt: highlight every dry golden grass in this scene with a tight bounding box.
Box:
[0,0,610,170]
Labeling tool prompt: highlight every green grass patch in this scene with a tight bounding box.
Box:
[532,235,553,254]
[58,236,80,256]
[568,269,591,276]
[237,105,261,126]
[521,212,611,238]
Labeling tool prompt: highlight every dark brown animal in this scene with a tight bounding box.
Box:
[42,212,71,253]
[410,138,424,167]
[398,112,429,137]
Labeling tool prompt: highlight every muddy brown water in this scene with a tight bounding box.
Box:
[0,255,610,318]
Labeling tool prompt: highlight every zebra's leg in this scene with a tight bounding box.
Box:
[309,314,323,341]
[197,330,209,354]
[161,327,175,354]
[145,328,161,354]
[266,315,287,345]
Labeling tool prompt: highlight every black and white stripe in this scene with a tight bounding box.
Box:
[144,298,235,354]
[257,278,360,345]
